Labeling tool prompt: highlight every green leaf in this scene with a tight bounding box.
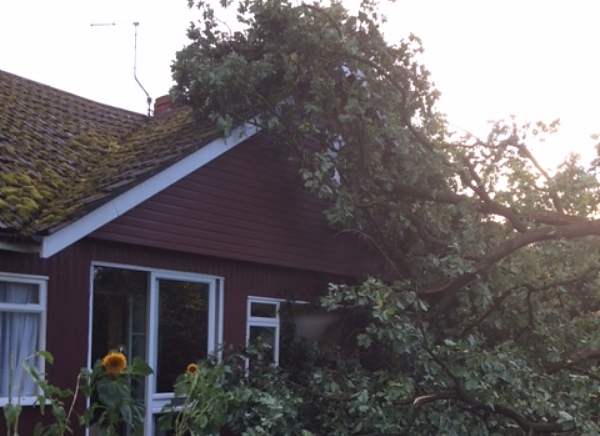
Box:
[3,403,21,424]
[37,350,54,364]
[97,380,129,408]
[558,410,574,423]
[129,357,153,376]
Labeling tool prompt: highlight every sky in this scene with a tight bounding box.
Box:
[1,1,599,169]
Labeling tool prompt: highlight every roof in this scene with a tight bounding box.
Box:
[0,69,232,237]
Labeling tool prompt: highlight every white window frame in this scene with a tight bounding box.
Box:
[246,297,282,365]
[88,261,224,436]
[147,270,223,414]
[0,272,48,407]
[246,297,308,366]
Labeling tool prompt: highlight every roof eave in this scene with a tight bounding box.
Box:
[39,121,261,259]
[0,238,40,254]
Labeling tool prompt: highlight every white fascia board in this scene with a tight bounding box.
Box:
[40,122,260,259]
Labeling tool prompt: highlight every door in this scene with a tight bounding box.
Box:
[146,271,222,434]
[91,265,223,436]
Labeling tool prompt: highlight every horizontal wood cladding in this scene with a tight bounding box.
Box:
[85,239,344,346]
[0,238,345,434]
[0,244,92,435]
[91,134,364,276]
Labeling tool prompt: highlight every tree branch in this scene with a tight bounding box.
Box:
[515,143,565,215]
[423,219,600,319]
[388,184,584,227]
[454,391,574,434]
[403,211,452,250]
[545,350,600,375]
[460,287,516,338]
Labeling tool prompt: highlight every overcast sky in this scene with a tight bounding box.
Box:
[1,1,598,168]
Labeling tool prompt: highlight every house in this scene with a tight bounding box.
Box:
[0,69,367,434]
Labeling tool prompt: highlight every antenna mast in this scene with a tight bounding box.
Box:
[90,21,153,116]
[133,22,152,116]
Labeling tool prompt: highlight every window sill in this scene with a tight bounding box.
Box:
[0,395,41,407]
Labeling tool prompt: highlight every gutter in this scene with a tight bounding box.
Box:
[0,238,40,253]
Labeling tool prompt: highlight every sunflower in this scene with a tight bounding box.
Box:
[186,363,199,375]
[102,352,127,375]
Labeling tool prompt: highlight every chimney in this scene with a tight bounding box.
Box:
[153,95,181,116]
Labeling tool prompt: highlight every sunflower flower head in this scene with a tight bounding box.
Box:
[186,363,199,375]
[102,352,127,375]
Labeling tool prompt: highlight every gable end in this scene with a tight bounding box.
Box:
[39,122,260,258]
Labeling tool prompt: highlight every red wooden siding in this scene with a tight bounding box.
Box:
[90,134,364,276]
[0,237,347,434]
[0,243,92,434]
[86,239,342,344]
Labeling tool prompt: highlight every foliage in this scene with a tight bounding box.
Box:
[160,342,318,436]
[3,351,152,436]
[172,0,600,433]
[80,354,152,435]
[160,360,232,435]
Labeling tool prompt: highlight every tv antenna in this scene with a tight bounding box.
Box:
[90,21,153,116]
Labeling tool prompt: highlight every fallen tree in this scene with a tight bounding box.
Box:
[169,0,600,433]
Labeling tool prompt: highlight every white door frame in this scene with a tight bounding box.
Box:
[88,262,224,436]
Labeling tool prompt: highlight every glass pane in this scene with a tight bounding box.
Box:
[154,414,176,436]
[249,325,276,363]
[91,267,147,364]
[250,302,278,318]
[0,282,39,304]
[0,312,40,397]
[132,334,146,361]
[131,296,147,333]
[156,280,209,393]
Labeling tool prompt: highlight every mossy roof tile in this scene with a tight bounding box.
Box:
[0,69,221,236]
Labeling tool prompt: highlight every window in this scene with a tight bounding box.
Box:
[0,273,47,406]
[246,297,343,369]
[246,298,281,365]
[246,297,315,366]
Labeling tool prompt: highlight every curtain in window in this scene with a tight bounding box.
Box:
[0,282,39,398]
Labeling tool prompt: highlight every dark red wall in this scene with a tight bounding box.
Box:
[86,238,341,346]
[0,243,91,434]
[91,134,363,276]
[0,237,346,434]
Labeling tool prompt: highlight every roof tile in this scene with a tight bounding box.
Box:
[0,69,222,235]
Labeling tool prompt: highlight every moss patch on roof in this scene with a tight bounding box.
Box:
[0,70,222,235]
